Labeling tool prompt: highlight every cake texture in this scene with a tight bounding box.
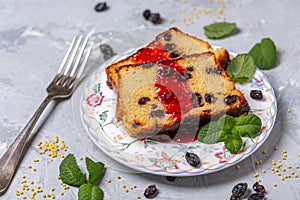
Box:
[105,27,229,90]
[117,52,250,139]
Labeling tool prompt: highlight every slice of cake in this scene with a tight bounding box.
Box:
[105,27,229,90]
[117,52,249,139]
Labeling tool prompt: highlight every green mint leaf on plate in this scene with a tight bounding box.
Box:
[217,115,236,131]
[78,184,104,200]
[249,38,277,70]
[59,154,86,187]
[204,22,237,39]
[86,157,105,185]
[198,121,222,144]
[225,135,243,154]
[226,54,255,82]
[233,114,262,138]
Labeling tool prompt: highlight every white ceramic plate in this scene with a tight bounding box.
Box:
[80,31,277,177]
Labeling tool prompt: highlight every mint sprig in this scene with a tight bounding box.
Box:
[59,154,105,200]
[248,38,277,70]
[86,157,105,185]
[59,154,86,186]
[198,114,262,154]
[226,54,255,83]
[78,184,104,200]
[204,22,237,39]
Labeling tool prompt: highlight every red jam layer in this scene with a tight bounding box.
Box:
[132,42,168,63]
[154,60,193,124]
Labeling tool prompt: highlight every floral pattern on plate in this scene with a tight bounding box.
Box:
[80,49,277,176]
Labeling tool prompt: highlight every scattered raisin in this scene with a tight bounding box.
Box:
[169,50,180,58]
[138,97,151,105]
[247,193,264,200]
[232,183,248,198]
[224,95,238,106]
[94,2,108,12]
[151,104,158,109]
[191,92,202,108]
[143,9,151,20]
[148,13,162,24]
[100,44,116,60]
[252,182,265,194]
[185,152,201,168]
[163,33,172,41]
[206,67,222,75]
[142,62,155,69]
[250,90,263,100]
[164,43,176,51]
[204,93,215,103]
[186,67,194,71]
[150,110,165,118]
[144,185,159,199]
[157,64,175,77]
[175,71,192,82]
[132,122,141,128]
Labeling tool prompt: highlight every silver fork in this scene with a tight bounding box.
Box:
[0,36,94,194]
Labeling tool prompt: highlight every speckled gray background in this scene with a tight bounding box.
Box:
[1,0,300,199]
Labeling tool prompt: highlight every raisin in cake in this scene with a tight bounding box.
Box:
[105,27,229,89]
[117,52,249,139]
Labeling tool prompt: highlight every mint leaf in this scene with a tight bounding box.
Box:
[226,54,255,82]
[59,154,86,186]
[217,115,236,131]
[249,38,277,70]
[86,157,105,185]
[198,121,222,144]
[78,184,104,200]
[233,114,262,138]
[225,135,243,154]
[204,22,237,39]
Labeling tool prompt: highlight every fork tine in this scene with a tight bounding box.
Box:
[57,36,76,74]
[70,36,89,77]
[63,36,83,76]
[76,41,94,79]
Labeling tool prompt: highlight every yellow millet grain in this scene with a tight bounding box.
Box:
[262,150,267,154]
[294,174,298,178]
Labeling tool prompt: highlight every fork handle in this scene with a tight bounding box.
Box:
[0,95,53,193]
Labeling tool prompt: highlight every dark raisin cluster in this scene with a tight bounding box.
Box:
[250,90,263,100]
[143,9,162,24]
[185,152,201,168]
[144,185,159,199]
[94,2,108,12]
[99,44,116,60]
[206,67,222,75]
[230,182,266,200]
